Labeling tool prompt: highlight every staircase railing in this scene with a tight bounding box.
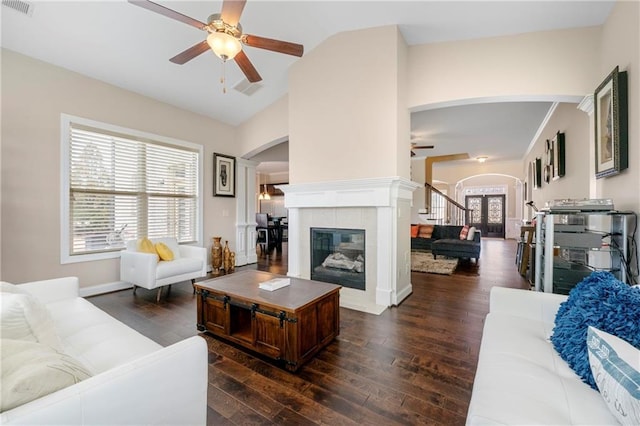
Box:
[422,182,467,225]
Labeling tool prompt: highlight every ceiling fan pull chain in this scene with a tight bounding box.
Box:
[220,60,227,94]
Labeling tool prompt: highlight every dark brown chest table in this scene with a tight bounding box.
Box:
[195,270,341,371]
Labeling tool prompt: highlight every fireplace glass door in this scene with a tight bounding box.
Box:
[310,228,365,290]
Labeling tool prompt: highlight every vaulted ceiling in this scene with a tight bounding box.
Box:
[2,1,614,169]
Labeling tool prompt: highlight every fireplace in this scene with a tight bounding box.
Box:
[277,177,419,314]
[310,228,365,290]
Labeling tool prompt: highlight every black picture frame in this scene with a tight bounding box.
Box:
[213,153,236,197]
[543,139,552,184]
[530,158,542,189]
[552,131,565,180]
[594,66,628,178]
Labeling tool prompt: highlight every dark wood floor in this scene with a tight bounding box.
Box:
[89,239,529,425]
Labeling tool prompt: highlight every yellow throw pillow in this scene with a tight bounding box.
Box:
[137,237,159,262]
[155,242,174,261]
[137,237,156,254]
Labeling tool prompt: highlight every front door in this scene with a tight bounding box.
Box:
[465,194,506,238]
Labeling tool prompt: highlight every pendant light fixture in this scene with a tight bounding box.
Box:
[260,183,271,200]
[258,173,270,200]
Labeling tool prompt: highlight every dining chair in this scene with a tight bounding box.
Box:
[256,213,270,253]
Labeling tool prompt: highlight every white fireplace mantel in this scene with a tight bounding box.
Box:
[278,177,419,209]
[278,177,420,315]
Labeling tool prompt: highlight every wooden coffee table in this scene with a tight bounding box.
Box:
[195,270,341,371]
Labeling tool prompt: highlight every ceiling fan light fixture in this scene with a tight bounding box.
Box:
[477,156,488,163]
[207,31,242,61]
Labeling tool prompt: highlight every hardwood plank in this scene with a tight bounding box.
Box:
[209,367,282,421]
[88,239,529,424]
[241,368,358,425]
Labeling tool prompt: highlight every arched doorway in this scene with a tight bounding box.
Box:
[456,174,524,239]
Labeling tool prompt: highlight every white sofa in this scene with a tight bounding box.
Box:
[1,277,208,425]
[466,287,618,425]
[120,238,207,302]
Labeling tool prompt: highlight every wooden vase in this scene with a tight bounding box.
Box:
[229,252,236,273]
[223,240,231,271]
[211,237,223,272]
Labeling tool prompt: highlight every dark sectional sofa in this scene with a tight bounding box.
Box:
[411,224,481,262]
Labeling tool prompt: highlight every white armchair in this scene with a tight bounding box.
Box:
[120,237,207,302]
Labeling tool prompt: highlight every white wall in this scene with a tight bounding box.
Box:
[1,50,238,286]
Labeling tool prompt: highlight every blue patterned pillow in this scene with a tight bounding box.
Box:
[587,326,640,425]
[551,271,640,389]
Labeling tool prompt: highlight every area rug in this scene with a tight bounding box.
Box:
[411,251,459,275]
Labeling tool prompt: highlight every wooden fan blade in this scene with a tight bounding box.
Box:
[128,0,206,29]
[221,0,246,27]
[170,40,210,64]
[234,50,262,82]
[243,34,304,57]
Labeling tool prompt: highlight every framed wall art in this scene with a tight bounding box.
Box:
[552,131,565,180]
[530,158,542,189]
[594,66,628,178]
[213,153,236,197]
[544,139,552,184]
[535,157,542,188]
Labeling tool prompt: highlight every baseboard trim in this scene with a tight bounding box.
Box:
[79,281,132,298]
[340,300,387,315]
[394,284,413,306]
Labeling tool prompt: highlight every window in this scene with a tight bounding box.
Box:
[61,115,203,263]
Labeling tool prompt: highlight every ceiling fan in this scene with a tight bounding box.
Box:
[410,143,434,157]
[128,0,304,84]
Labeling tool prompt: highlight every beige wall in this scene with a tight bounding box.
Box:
[1,50,238,286]
[4,1,638,285]
[237,95,288,158]
[458,174,518,213]
[411,159,524,222]
[434,160,524,184]
[395,27,411,180]
[520,0,640,231]
[240,26,604,186]
[408,26,601,109]
[523,103,591,211]
[288,26,408,182]
[596,0,640,213]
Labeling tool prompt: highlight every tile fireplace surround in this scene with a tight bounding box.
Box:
[278,177,419,315]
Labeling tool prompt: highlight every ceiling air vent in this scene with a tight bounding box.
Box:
[2,0,34,16]
[232,78,263,96]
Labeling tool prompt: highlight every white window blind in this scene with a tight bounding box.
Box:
[66,122,200,257]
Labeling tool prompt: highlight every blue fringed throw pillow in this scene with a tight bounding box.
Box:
[551,271,640,389]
